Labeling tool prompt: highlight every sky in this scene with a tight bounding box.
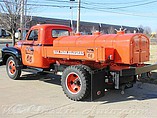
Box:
[27,0,157,32]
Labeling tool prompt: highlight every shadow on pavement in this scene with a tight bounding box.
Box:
[20,71,61,86]
[19,71,157,103]
[94,87,157,104]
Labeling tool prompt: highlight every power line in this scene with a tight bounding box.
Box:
[82,7,157,18]
[1,0,156,10]
[0,0,157,18]
[28,0,157,10]
[44,0,153,5]
[45,0,77,3]
[82,0,157,9]
[0,1,75,8]
[27,1,157,18]
[29,0,75,4]
[27,3,74,8]
[82,0,153,5]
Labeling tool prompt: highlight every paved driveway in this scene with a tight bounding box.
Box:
[0,65,157,118]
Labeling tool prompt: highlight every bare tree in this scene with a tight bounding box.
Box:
[138,25,151,36]
[0,0,23,45]
[108,26,115,34]
[143,26,152,36]
[91,26,96,34]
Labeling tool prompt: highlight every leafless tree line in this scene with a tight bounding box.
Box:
[0,0,32,45]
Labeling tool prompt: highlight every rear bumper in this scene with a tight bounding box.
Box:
[120,64,157,76]
[90,64,157,101]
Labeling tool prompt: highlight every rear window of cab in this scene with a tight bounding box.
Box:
[52,29,69,38]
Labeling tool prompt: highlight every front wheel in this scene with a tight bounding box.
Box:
[61,66,90,101]
[6,56,21,80]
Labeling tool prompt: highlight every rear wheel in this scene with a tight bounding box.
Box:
[6,56,21,80]
[61,65,90,101]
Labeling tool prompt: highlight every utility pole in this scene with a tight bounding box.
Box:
[20,0,24,40]
[24,0,27,28]
[76,0,81,33]
[12,0,18,45]
[70,0,75,31]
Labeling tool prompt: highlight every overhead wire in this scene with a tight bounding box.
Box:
[81,0,157,9]
[0,0,75,8]
[44,0,153,5]
[1,0,156,10]
[82,0,154,5]
[79,0,157,18]
[0,0,157,18]
[81,7,157,18]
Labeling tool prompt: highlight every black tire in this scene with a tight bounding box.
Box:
[6,56,21,80]
[75,65,92,98]
[75,65,92,74]
[61,65,90,101]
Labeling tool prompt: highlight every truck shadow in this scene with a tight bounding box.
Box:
[94,86,157,104]
[20,72,157,104]
[20,71,61,86]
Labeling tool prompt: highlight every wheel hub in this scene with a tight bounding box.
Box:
[8,60,16,75]
[9,66,12,69]
[66,72,82,94]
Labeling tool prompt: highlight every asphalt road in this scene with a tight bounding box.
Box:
[0,65,157,118]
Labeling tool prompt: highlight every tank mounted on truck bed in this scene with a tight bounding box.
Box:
[1,24,157,101]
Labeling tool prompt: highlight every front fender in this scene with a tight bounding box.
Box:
[1,47,22,64]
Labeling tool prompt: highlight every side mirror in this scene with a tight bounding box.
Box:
[15,32,21,39]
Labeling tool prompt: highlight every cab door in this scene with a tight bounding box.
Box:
[21,29,40,67]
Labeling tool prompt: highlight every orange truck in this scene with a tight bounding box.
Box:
[1,24,157,101]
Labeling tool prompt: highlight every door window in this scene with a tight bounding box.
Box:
[28,30,38,41]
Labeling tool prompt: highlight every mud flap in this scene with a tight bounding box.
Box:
[90,69,106,101]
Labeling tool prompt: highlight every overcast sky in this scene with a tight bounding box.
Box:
[28,0,157,32]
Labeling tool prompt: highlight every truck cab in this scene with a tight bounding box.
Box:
[15,24,72,68]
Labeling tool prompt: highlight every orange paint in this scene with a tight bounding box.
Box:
[15,24,149,70]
